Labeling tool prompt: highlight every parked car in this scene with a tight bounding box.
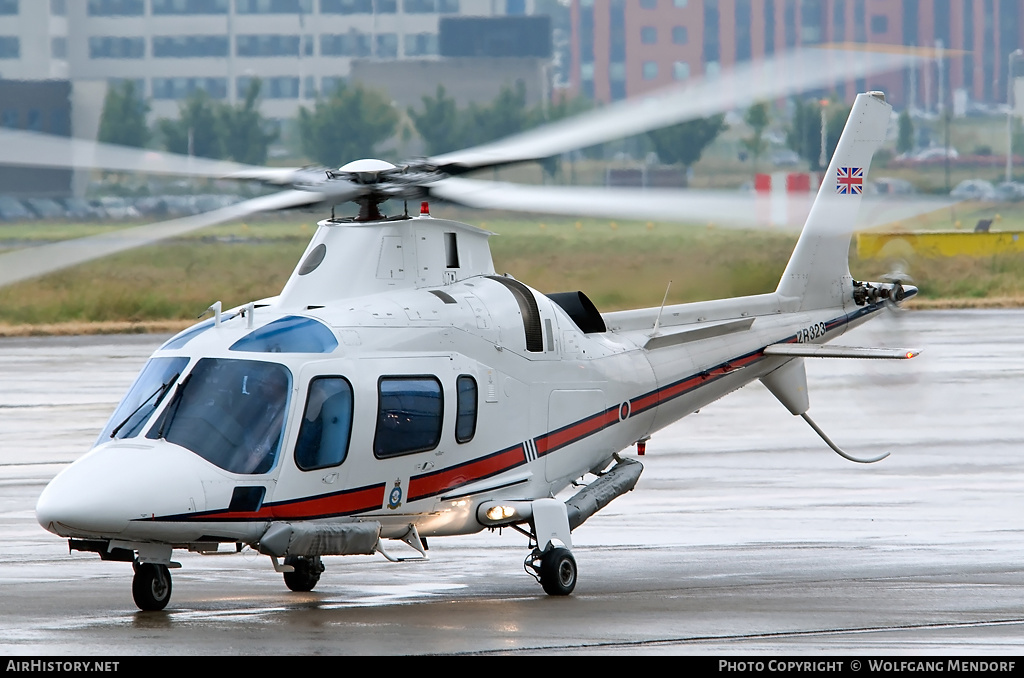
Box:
[894,146,960,164]
[24,197,66,220]
[134,196,170,218]
[60,197,107,221]
[97,196,141,220]
[913,146,959,161]
[950,179,996,201]
[161,195,201,216]
[0,196,34,221]
[994,181,1024,202]
[195,194,244,212]
[870,177,916,195]
[770,149,801,167]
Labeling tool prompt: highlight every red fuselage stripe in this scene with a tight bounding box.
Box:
[407,444,527,502]
[535,408,620,455]
[155,483,387,522]
[270,484,386,520]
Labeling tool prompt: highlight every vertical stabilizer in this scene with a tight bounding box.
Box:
[776,92,893,310]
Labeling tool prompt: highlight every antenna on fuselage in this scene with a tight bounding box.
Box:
[651,281,672,337]
[200,301,223,327]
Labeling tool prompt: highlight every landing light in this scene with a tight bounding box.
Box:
[486,505,517,521]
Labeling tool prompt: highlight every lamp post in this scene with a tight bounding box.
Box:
[819,99,829,169]
[1006,49,1023,183]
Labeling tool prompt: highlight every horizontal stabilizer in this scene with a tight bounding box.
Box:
[764,344,920,359]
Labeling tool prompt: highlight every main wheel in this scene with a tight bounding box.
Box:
[539,547,577,596]
[283,555,324,592]
[132,563,172,611]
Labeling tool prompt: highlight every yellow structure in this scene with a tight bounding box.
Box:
[856,231,1024,259]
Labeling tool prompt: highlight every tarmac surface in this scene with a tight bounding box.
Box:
[0,310,1022,656]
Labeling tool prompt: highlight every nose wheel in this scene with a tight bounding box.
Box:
[283,555,324,592]
[132,561,172,611]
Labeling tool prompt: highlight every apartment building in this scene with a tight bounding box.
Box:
[569,0,1024,110]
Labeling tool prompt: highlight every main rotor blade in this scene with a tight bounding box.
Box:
[429,47,922,174]
[0,189,330,289]
[427,177,955,230]
[0,128,268,178]
[429,177,773,227]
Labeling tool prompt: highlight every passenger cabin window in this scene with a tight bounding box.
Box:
[294,377,353,471]
[374,377,443,458]
[455,375,477,443]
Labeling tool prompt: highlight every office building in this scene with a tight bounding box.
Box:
[0,0,542,121]
[568,0,1024,110]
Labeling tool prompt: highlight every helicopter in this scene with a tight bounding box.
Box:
[4,49,925,612]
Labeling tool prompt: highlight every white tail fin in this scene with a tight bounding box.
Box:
[776,92,893,310]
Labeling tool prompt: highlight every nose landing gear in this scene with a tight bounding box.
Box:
[132,561,172,612]
[282,555,325,592]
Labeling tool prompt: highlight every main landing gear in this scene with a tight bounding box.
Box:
[526,545,577,595]
[521,498,578,596]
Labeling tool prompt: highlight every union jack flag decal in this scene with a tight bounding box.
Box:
[836,167,864,195]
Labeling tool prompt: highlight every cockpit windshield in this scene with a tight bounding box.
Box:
[148,358,291,475]
[96,357,190,446]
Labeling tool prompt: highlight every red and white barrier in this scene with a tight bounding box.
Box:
[754,172,820,227]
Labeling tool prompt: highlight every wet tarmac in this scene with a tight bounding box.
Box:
[1,310,1022,656]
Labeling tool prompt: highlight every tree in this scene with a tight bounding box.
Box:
[98,80,150,148]
[158,89,225,159]
[740,102,770,173]
[646,115,728,174]
[897,110,914,155]
[786,97,851,171]
[824,102,853,165]
[298,82,398,167]
[530,91,594,179]
[408,85,462,156]
[219,78,277,166]
[462,80,537,149]
[540,91,593,124]
[786,97,819,170]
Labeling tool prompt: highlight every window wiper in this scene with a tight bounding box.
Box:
[109,372,181,439]
[155,372,193,440]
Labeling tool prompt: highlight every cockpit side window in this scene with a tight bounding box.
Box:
[374,376,443,458]
[96,356,190,446]
[295,377,354,471]
[148,358,291,475]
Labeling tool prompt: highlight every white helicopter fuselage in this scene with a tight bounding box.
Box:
[35,213,889,549]
[34,92,915,608]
